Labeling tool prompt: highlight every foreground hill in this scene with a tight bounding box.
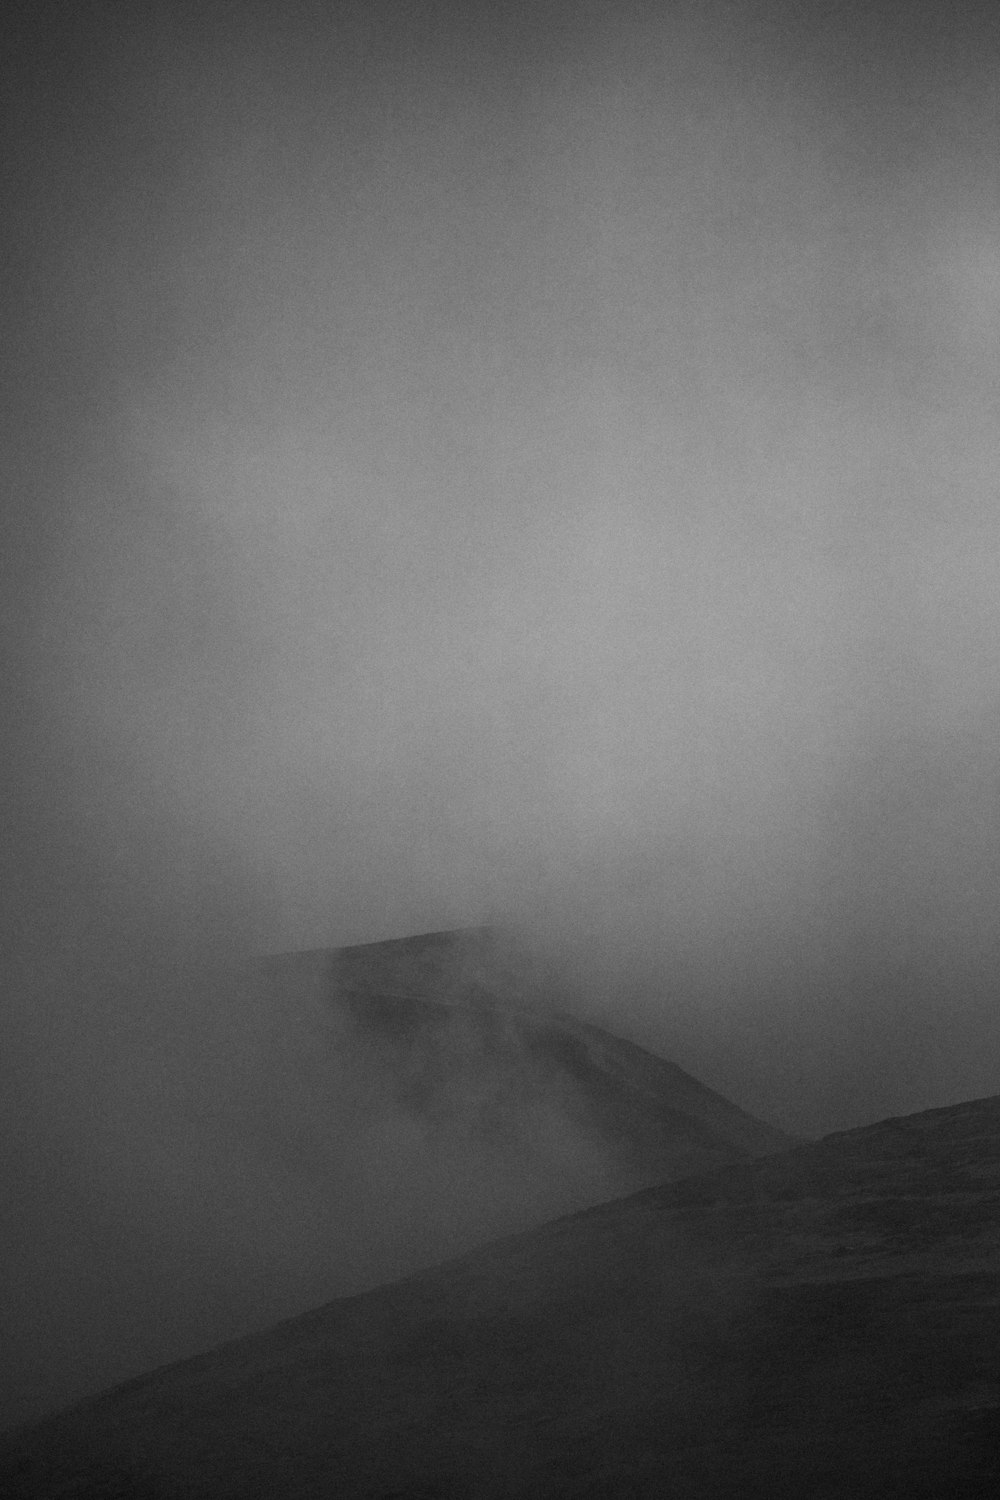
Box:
[4,1092,998,1497]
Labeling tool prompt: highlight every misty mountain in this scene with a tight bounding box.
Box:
[202,926,793,1315]
[248,927,792,1185]
[4,1091,997,1497]
[5,4,1000,1491]
[0,928,789,1433]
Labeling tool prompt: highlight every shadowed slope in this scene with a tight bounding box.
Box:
[4,1093,998,1497]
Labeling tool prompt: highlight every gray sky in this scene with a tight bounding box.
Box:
[4,0,1000,1139]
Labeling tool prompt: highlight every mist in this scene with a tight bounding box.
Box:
[3,0,1000,1429]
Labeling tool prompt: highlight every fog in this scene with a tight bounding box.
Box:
[3,0,1000,1428]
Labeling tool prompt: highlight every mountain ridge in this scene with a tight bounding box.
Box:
[250,926,793,1174]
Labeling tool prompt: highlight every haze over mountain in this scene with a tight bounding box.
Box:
[3,0,1000,1476]
[0,927,789,1433]
[4,1090,997,1497]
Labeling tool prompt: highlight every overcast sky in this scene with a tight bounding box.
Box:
[4,0,1000,1139]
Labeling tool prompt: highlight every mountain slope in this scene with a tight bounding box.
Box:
[3,1092,998,1497]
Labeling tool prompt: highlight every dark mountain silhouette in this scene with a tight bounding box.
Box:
[3,1091,998,1497]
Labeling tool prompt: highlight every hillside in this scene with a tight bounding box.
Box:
[3,1091,998,1496]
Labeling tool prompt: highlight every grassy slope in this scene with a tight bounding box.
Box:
[3,1093,998,1497]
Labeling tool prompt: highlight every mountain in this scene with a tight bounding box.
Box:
[3,1091,998,1497]
[210,926,793,1335]
[248,926,792,1189]
[0,927,790,1434]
